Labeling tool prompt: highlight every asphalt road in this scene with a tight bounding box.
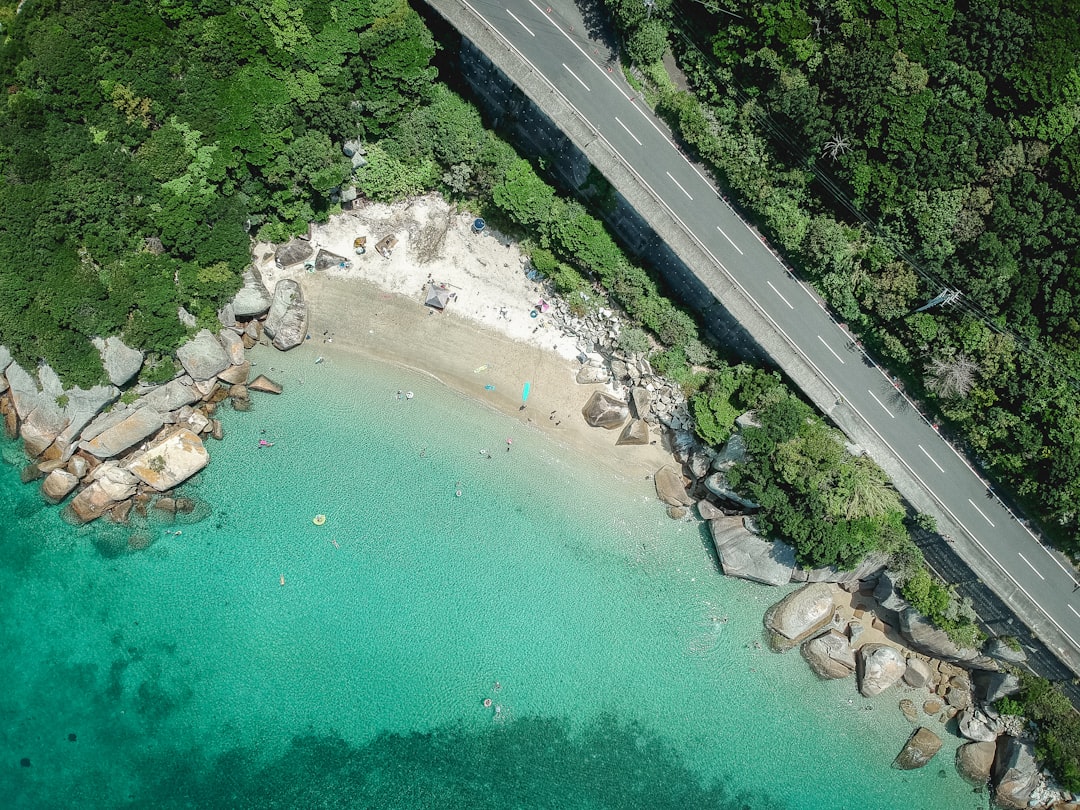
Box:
[442,0,1080,672]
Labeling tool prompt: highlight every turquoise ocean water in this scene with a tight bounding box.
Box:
[0,344,985,809]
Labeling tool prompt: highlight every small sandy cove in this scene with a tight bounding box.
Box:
[253,195,673,482]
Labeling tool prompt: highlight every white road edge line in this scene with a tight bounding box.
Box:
[614,116,642,146]
[716,226,743,254]
[562,63,590,91]
[867,390,894,418]
[506,9,534,36]
[967,499,996,527]
[816,335,845,364]
[666,171,693,200]
[455,0,1080,655]
[917,444,946,473]
[1070,605,1080,620]
[1018,553,1046,580]
[766,281,794,310]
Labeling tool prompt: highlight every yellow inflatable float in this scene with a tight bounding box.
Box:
[312,514,326,526]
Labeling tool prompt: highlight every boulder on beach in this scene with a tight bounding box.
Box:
[991,736,1040,810]
[575,365,609,384]
[218,361,251,385]
[764,582,836,652]
[654,465,693,506]
[801,629,855,679]
[263,280,308,351]
[857,643,907,697]
[710,517,795,586]
[275,240,315,269]
[126,428,210,492]
[696,499,725,520]
[630,387,652,419]
[616,418,650,446]
[249,375,283,395]
[903,657,933,688]
[956,741,996,786]
[581,391,629,429]
[893,727,942,770]
[984,636,1027,665]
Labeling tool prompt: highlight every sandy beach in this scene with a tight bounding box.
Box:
[254,195,674,481]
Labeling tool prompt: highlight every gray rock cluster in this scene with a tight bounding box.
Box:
[0,267,289,527]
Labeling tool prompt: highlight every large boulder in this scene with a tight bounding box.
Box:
[230,267,273,317]
[126,428,210,491]
[263,279,308,351]
[956,741,996,786]
[576,365,609,384]
[218,328,247,366]
[41,468,79,504]
[177,330,230,381]
[711,433,747,471]
[5,361,46,419]
[991,737,1040,810]
[972,672,1022,705]
[710,517,796,586]
[872,570,909,621]
[81,408,164,459]
[902,657,934,688]
[857,644,907,697]
[630,387,652,419]
[218,361,251,385]
[141,377,200,412]
[696,499,725,520]
[93,336,144,386]
[248,375,283,395]
[654,464,692,506]
[703,471,759,509]
[51,384,119,460]
[275,240,315,268]
[616,418,650,446]
[801,629,855,679]
[764,582,836,652]
[67,464,138,523]
[794,551,890,585]
[581,391,629,429]
[893,727,942,770]
[899,608,999,670]
[958,708,1002,743]
[984,637,1027,665]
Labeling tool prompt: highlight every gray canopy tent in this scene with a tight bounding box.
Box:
[425,284,451,310]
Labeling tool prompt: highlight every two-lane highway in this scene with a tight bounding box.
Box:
[440,0,1080,672]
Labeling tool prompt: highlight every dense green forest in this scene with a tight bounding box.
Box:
[0,0,437,386]
[604,0,1080,549]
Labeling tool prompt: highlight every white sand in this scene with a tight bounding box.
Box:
[252,195,675,482]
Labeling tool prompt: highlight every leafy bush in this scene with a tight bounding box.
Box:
[617,326,652,355]
[996,674,1080,792]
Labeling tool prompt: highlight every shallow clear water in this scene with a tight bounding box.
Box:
[0,344,985,809]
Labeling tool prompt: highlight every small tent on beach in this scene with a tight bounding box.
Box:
[425,284,451,310]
